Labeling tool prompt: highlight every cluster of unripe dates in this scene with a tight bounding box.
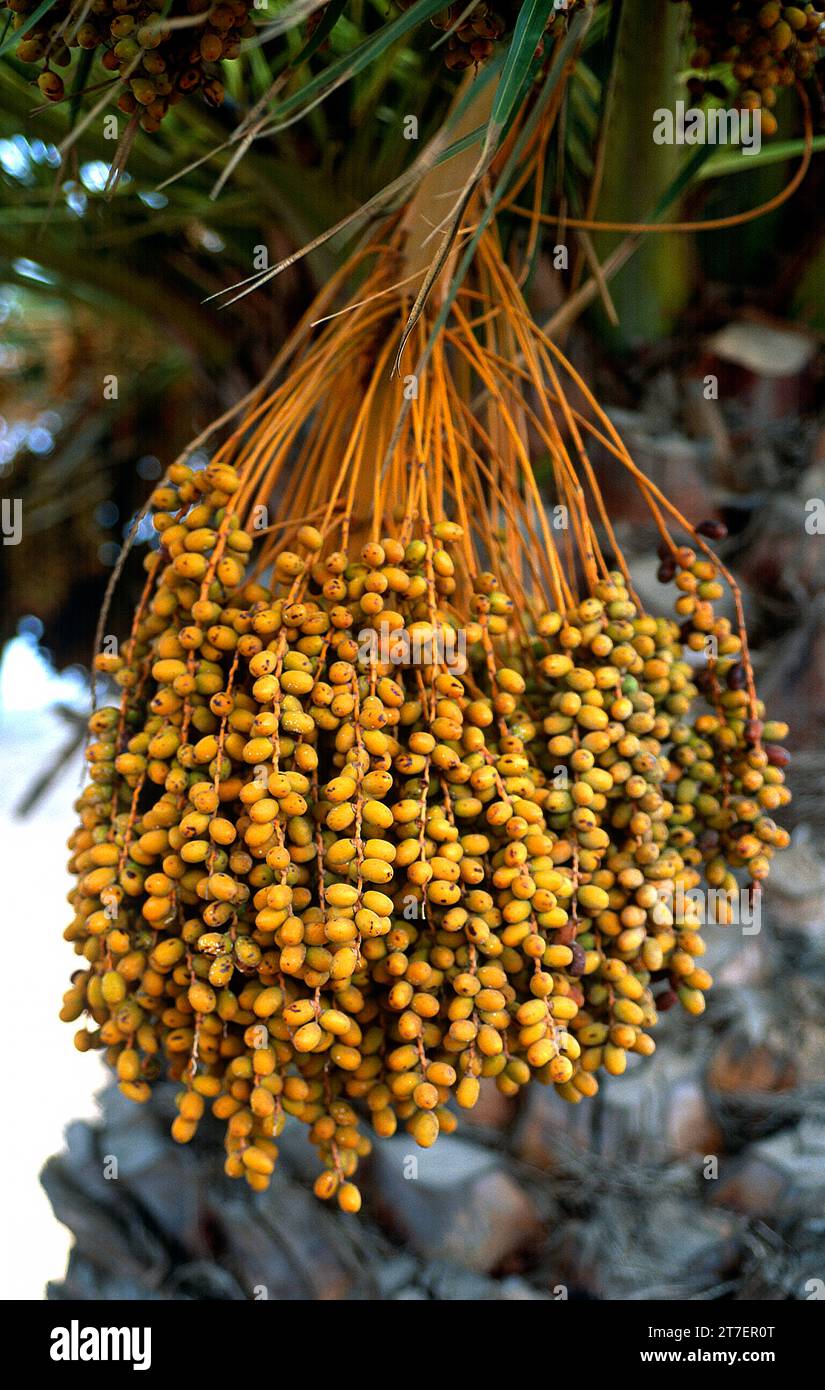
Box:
[62,456,789,1210]
[395,0,583,72]
[6,0,254,131]
[679,1,825,135]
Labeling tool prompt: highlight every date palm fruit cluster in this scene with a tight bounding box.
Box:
[393,0,583,72]
[679,1,825,135]
[433,2,517,72]
[6,0,255,131]
[61,448,791,1211]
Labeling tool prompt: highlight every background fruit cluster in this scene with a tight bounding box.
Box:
[5,0,254,130]
[681,1,825,136]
